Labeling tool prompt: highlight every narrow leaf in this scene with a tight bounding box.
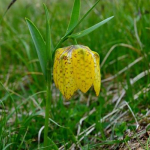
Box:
[68,16,114,39]
[66,0,80,35]
[26,18,47,77]
[76,0,100,27]
[53,0,100,51]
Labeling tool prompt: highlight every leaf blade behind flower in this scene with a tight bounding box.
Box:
[76,0,101,28]
[66,0,80,35]
[68,16,114,39]
[26,18,47,78]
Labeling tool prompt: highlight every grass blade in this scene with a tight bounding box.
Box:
[69,16,114,39]
[26,18,47,78]
[0,0,17,24]
[6,0,17,11]
[66,0,80,35]
[43,4,52,62]
[3,143,15,150]
[47,137,58,150]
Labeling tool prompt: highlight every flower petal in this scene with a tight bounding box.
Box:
[56,52,68,96]
[63,52,78,100]
[53,48,66,88]
[56,50,77,100]
[72,48,94,93]
[93,52,101,96]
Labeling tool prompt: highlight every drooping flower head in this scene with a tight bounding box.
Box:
[53,45,101,100]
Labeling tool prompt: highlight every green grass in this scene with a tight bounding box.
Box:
[0,0,150,149]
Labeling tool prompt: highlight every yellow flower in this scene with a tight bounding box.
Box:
[53,45,101,100]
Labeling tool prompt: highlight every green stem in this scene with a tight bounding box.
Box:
[44,63,52,148]
[54,36,67,51]
[43,4,52,148]
[54,29,74,54]
[74,38,78,45]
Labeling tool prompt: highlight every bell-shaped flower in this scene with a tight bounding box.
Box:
[53,45,101,100]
